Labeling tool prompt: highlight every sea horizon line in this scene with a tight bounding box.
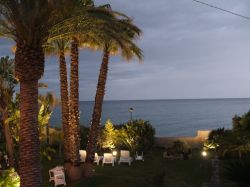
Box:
[79,97,250,102]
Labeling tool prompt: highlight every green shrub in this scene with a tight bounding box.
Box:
[233,111,250,132]
[206,128,250,159]
[81,119,155,153]
[116,119,155,153]
[223,160,250,187]
[171,140,185,154]
[205,110,250,159]
[79,125,89,149]
[41,144,56,161]
[0,168,20,187]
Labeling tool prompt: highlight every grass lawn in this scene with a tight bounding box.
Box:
[42,148,212,187]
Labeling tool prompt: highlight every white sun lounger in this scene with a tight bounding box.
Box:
[118,150,133,166]
[94,153,104,165]
[79,150,86,162]
[102,153,115,166]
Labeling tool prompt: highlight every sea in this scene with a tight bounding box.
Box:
[49,98,250,137]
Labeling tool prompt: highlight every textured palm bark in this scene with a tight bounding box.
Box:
[84,48,110,177]
[68,37,80,164]
[66,37,82,181]
[59,50,70,161]
[15,44,44,187]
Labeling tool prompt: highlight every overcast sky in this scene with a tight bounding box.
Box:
[1,0,250,101]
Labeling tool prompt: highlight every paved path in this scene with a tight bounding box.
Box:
[203,157,220,187]
[210,157,220,187]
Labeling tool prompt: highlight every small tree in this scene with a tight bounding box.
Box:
[101,119,117,150]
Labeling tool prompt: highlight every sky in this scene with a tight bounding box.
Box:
[1,0,250,101]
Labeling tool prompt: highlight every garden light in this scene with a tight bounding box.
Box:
[112,150,117,156]
[201,150,207,157]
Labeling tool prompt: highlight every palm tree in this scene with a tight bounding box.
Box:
[46,37,83,180]
[0,56,17,168]
[1,0,126,185]
[63,1,131,180]
[46,5,137,180]
[47,1,135,181]
[66,1,95,174]
[46,36,85,180]
[0,1,76,185]
[45,39,71,161]
[84,19,143,176]
[63,36,83,180]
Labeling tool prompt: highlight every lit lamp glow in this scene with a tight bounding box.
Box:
[201,150,207,157]
[112,150,117,156]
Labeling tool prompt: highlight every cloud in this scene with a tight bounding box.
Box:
[1,0,250,100]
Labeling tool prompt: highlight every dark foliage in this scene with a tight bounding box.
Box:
[206,111,250,159]
[171,140,185,154]
[80,125,89,149]
[223,160,250,187]
[0,125,4,151]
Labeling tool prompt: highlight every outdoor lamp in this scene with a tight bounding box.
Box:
[201,150,207,157]
[112,150,117,156]
[129,107,134,121]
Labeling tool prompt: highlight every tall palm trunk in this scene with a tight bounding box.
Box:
[84,47,110,177]
[59,50,70,161]
[65,37,82,181]
[15,44,44,187]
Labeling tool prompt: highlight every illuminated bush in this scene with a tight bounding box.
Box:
[100,119,117,150]
[116,119,155,153]
[0,168,20,187]
[81,119,155,153]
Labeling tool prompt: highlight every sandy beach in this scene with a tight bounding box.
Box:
[155,130,211,148]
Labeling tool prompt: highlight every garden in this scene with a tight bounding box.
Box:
[204,110,250,187]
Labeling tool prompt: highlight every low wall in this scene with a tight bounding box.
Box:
[155,130,211,148]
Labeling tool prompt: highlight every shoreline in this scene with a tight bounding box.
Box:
[155,130,211,148]
[48,127,210,148]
